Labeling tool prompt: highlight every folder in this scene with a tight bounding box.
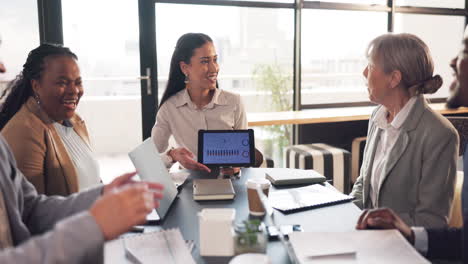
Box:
[193,179,235,201]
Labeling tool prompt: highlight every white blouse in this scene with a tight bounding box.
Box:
[151,88,247,166]
[54,122,101,190]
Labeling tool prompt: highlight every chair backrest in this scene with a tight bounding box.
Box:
[447,116,468,156]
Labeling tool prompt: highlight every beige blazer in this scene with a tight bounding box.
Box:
[1,97,91,196]
[350,96,459,228]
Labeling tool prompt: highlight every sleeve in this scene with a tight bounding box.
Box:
[21,170,104,234]
[234,94,248,129]
[151,104,172,153]
[349,114,377,209]
[0,212,104,264]
[350,174,364,209]
[403,129,458,227]
[0,136,104,263]
[2,123,47,194]
[426,228,462,260]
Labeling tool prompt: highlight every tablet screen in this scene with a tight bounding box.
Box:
[198,129,255,167]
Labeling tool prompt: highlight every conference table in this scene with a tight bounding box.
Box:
[105,168,362,264]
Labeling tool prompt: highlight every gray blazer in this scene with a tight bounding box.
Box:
[350,96,459,228]
[0,136,104,263]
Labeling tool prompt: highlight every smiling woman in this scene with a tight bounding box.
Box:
[0,43,100,195]
[152,33,251,173]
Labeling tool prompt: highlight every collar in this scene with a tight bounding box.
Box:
[174,88,227,109]
[374,95,420,130]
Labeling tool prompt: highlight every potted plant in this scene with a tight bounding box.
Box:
[234,219,267,254]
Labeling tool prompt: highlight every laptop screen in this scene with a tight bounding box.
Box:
[128,138,178,222]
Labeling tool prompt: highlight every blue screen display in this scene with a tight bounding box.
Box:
[202,132,250,164]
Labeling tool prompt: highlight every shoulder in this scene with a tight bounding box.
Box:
[219,89,241,102]
[420,107,458,139]
[2,104,46,139]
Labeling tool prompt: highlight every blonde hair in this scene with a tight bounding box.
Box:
[366,33,442,95]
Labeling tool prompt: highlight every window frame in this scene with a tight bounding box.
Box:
[153,0,468,111]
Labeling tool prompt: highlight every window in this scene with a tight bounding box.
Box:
[154,0,467,166]
[394,14,465,98]
[317,0,384,4]
[155,3,294,114]
[0,0,39,88]
[301,9,387,105]
[156,3,294,166]
[395,0,464,8]
[62,0,142,182]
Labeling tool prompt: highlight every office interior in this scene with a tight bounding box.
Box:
[1,0,467,187]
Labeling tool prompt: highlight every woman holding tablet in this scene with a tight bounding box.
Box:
[151,33,248,172]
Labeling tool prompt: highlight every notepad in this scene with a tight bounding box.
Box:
[123,228,195,264]
[193,179,235,201]
[264,168,326,186]
[269,184,353,213]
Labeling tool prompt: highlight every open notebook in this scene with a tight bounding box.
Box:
[124,228,195,264]
[269,184,353,213]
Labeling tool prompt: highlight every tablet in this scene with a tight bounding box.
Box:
[198,129,255,167]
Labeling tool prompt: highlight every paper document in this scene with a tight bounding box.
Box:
[124,228,195,264]
[289,230,429,264]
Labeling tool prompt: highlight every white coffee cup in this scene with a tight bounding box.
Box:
[246,178,271,216]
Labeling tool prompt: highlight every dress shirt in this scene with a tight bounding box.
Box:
[369,95,419,207]
[152,88,247,166]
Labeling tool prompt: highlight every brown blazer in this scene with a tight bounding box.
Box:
[1,97,91,195]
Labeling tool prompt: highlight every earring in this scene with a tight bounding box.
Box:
[184,74,189,84]
[33,93,41,105]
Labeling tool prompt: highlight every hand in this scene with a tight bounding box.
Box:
[103,172,165,204]
[356,208,415,244]
[169,147,211,172]
[90,183,164,240]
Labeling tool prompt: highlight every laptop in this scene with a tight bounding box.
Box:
[128,138,178,223]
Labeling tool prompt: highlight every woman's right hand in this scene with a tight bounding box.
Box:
[169,147,211,172]
[90,183,163,241]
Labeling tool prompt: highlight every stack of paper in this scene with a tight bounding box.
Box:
[124,228,195,264]
[289,230,429,264]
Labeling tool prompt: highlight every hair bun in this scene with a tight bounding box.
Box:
[421,75,443,94]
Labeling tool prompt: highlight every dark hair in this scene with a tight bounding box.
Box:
[159,33,214,107]
[0,43,77,130]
